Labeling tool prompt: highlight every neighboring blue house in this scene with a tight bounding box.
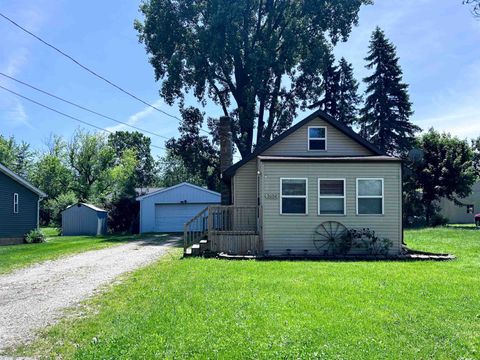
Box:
[137,183,220,233]
[0,163,46,245]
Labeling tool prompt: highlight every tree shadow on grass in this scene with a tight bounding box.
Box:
[97,233,183,248]
[444,224,478,230]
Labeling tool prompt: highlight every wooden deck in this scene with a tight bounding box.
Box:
[184,206,261,256]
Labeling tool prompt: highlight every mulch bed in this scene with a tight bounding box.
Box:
[216,247,455,261]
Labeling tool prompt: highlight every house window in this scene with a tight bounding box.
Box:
[308,126,327,151]
[318,179,345,215]
[467,204,474,214]
[281,178,308,214]
[13,193,19,214]
[356,178,384,215]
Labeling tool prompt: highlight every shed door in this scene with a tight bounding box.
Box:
[154,204,209,232]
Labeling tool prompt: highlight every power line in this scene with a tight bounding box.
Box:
[0,11,212,135]
[0,85,166,151]
[0,12,183,122]
[0,72,170,140]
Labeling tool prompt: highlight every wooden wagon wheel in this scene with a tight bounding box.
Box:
[313,221,351,255]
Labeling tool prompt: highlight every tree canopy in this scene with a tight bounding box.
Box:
[464,0,480,16]
[108,131,157,188]
[405,129,475,224]
[0,135,34,177]
[165,107,220,191]
[135,0,371,157]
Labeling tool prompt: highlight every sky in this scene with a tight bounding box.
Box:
[0,0,479,159]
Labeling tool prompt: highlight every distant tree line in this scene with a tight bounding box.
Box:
[0,129,209,231]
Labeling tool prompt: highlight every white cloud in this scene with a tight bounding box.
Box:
[0,99,31,128]
[105,99,175,135]
[0,1,53,129]
[2,49,29,77]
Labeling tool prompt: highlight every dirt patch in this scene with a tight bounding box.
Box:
[0,236,179,355]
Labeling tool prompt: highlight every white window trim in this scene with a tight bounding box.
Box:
[356,178,384,215]
[13,193,19,214]
[307,126,327,151]
[280,178,308,215]
[318,178,346,216]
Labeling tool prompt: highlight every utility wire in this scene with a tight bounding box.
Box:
[0,72,170,140]
[0,12,182,122]
[0,85,167,151]
[0,12,211,135]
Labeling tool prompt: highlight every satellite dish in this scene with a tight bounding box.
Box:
[408,148,424,163]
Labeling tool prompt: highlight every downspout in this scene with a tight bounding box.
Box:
[139,199,142,234]
[37,198,41,230]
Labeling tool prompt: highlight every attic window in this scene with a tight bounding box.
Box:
[308,126,327,151]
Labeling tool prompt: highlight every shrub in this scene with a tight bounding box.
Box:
[105,196,139,234]
[25,229,46,244]
[350,228,392,256]
[430,213,449,227]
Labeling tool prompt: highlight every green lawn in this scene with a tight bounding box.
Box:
[0,228,167,275]
[17,228,480,359]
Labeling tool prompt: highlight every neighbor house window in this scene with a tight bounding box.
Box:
[13,193,19,214]
[467,204,474,214]
[318,179,345,215]
[281,178,308,214]
[356,178,384,215]
[308,126,327,151]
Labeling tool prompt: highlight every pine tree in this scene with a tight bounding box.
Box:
[337,57,361,126]
[314,51,340,118]
[360,27,420,155]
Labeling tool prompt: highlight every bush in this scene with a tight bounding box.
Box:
[105,196,139,234]
[25,229,46,244]
[430,213,449,227]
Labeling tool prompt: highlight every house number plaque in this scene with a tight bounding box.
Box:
[264,193,279,200]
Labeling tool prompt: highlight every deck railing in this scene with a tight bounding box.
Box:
[183,207,209,251]
[208,205,258,233]
[184,205,260,254]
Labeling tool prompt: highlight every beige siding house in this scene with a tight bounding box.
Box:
[439,181,480,224]
[184,110,403,257]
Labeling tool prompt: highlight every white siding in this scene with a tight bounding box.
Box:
[263,117,374,157]
[260,161,402,255]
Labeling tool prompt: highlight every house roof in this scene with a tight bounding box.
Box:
[258,155,401,162]
[135,187,164,196]
[64,202,108,213]
[224,109,387,177]
[136,182,221,201]
[0,162,47,197]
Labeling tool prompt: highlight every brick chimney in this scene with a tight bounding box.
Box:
[219,116,233,204]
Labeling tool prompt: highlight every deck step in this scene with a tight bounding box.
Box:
[184,239,209,257]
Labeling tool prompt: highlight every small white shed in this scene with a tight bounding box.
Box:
[62,203,108,236]
[137,183,220,233]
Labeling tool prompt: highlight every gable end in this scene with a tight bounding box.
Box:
[225,109,385,177]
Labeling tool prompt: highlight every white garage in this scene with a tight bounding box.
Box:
[137,183,221,233]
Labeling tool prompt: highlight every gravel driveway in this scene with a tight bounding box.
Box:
[0,236,179,354]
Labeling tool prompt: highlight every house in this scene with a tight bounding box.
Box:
[184,109,403,257]
[0,163,46,245]
[62,203,108,236]
[439,181,480,224]
[137,183,221,233]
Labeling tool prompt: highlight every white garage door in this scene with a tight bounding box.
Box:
[154,203,209,232]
